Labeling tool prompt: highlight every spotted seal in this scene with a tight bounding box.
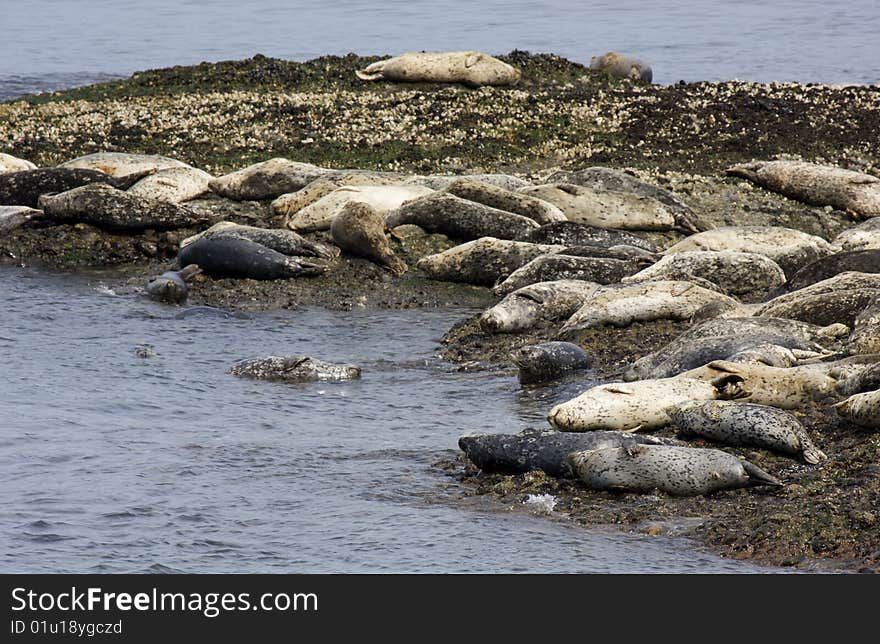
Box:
[568,445,782,496]
[417,238,563,286]
[493,254,640,295]
[781,249,880,293]
[831,217,880,251]
[229,356,361,382]
[0,152,36,173]
[126,166,214,203]
[177,236,327,280]
[181,221,339,260]
[59,152,188,177]
[479,279,601,333]
[145,264,202,305]
[527,221,656,251]
[285,185,433,232]
[270,172,409,218]
[441,178,565,225]
[330,202,407,275]
[511,341,592,385]
[355,51,520,87]
[667,400,826,463]
[0,206,43,233]
[757,271,880,327]
[589,52,653,83]
[0,167,153,208]
[834,389,880,427]
[209,158,333,201]
[409,174,530,192]
[458,427,681,478]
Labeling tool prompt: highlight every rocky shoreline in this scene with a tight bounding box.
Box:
[2,53,879,572]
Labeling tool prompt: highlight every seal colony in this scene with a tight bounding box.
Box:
[2,50,879,573]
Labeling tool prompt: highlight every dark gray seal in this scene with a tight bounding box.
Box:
[511,341,592,385]
[781,250,880,293]
[177,236,327,280]
[228,356,361,382]
[145,264,202,305]
[493,254,640,295]
[0,167,151,208]
[568,445,783,496]
[527,220,656,251]
[458,427,681,478]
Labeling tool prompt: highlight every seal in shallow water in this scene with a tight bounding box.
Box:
[511,341,592,385]
[177,236,327,280]
[330,202,407,276]
[568,445,782,496]
[0,167,152,208]
[228,356,361,382]
[145,264,202,305]
[355,51,521,87]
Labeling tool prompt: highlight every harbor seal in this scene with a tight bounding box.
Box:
[209,158,333,201]
[416,238,563,286]
[38,183,209,230]
[589,52,653,83]
[330,202,407,275]
[781,249,880,293]
[386,192,540,241]
[355,51,521,87]
[727,160,880,218]
[229,356,361,382]
[667,400,827,463]
[126,166,214,203]
[0,167,153,208]
[458,427,681,478]
[479,279,601,333]
[285,185,434,232]
[407,173,530,192]
[441,178,566,225]
[622,251,786,296]
[834,389,880,428]
[518,184,676,230]
[547,376,734,432]
[59,152,188,177]
[830,216,880,251]
[145,264,202,305]
[493,254,640,295]
[177,236,327,280]
[270,171,408,217]
[756,271,880,327]
[181,221,339,260]
[527,220,656,251]
[511,341,592,385]
[0,152,36,174]
[0,206,43,233]
[568,445,782,496]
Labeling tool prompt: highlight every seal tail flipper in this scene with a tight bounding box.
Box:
[355,62,385,81]
[741,461,784,488]
[725,162,761,182]
[178,264,202,281]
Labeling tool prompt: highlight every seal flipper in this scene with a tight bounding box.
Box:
[178,264,202,281]
[356,61,386,81]
[741,461,783,488]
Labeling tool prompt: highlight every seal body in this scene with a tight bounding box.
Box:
[512,341,592,385]
[494,254,639,295]
[126,166,214,203]
[409,173,530,192]
[589,52,653,83]
[0,152,36,173]
[479,279,601,333]
[355,51,521,87]
[417,238,563,286]
[783,250,880,292]
[330,202,406,275]
[757,271,880,327]
[458,428,681,478]
[285,185,433,232]
[270,172,407,217]
[528,221,656,251]
[177,236,327,280]
[38,183,208,230]
[59,152,187,177]
[568,445,782,496]
[209,158,333,201]
[229,356,361,382]
[667,400,826,463]
[835,389,880,427]
[727,160,880,218]
[0,205,42,233]
[441,178,565,225]
[145,264,202,305]
[181,221,339,260]
[0,167,152,208]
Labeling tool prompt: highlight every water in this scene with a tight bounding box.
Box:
[0,267,776,573]
[1,0,878,100]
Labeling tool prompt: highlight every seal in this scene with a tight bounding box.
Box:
[834,360,880,397]
[727,160,880,218]
[182,221,339,260]
[831,216,880,252]
[208,158,333,201]
[441,178,566,225]
[417,238,563,286]
[356,51,521,87]
[229,355,361,382]
[0,167,153,208]
[667,400,827,464]
[330,202,407,276]
[408,173,530,192]
[458,427,681,478]
[757,271,880,327]
[726,343,819,368]
[834,389,880,428]
[547,376,735,432]
[527,220,656,251]
[0,152,36,174]
[622,250,786,296]
[270,171,408,218]
[589,52,653,83]
[59,152,188,177]
[518,183,676,230]
[511,341,592,385]
[386,192,540,241]
[567,445,782,496]
[126,166,214,203]
[479,279,601,333]
[38,183,210,230]
[558,280,740,337]
[493,254,640,296]
[0,206,43,233]
[781,249,880,293]
[145,264,202,305]
[285,184,434,232]
[662,226,833,278]
[177,235,328,280]
[845,294,880,354]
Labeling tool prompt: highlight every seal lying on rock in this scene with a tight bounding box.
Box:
[727,160,880,218]
[845,295,880,354]
[145,264,202,305]
[589,52,653,83]
[441,178,566,225]
[548,376,735,432]
[126,166,214,203]
[667,400,826,463]
[209,158,333,201]
[831,216,880,251]
[0,152,36,173]
[229,356,361,382]
[38,183,209,230]
[479,279,601,333]
[781,249,880,293]
[527,220,656,251]
[512,341,592,385]
[285,185,433,232]
[270,172,409,217]
[494,254,640,295]
[0,206,43,233]
[834,389,880,428]
[177,236,327,280]
[757,271,880,327]
[387,192,540,241]
[417,238,563,286]
[0,167,152,208]
[330,202,407,275]
[568,445,782,496]
[355,51,521,87]
[409,173,530,192]
[59,152,188,176]
[458,427,681,478]
[181,221,339,260]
